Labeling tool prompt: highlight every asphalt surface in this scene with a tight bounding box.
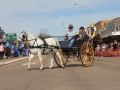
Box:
[0,56,120,90]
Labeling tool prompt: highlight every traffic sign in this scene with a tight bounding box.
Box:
[5,33,17,41]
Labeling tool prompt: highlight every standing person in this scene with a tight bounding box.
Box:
[113,40,118,51]
[5,41,10,48]
[66,24,76,47]
[0,43,4,60]
[14,45,20,57]
[21,42,24,48]
[19,42,23,56]
[112,40,118,58]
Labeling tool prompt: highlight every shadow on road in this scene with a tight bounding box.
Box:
[27,63,94,71]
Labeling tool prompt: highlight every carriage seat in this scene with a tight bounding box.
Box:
[58,40,69,48]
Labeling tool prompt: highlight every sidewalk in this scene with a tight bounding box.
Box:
[0,56,29,66]
[95,56,120,60]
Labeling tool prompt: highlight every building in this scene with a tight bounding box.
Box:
[102,17,120,43]
[95,20,111,36]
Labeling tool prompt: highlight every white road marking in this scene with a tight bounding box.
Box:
[22,62,36,65]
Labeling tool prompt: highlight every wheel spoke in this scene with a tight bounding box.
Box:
[80,41,94,67]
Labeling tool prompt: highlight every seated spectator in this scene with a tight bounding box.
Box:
[10,43,15,49]
[101,44,106,51]
[96,45,101,51]
[10,48,15,57]
[108,42,113,49]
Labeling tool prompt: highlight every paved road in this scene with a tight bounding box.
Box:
[0,56,120,90]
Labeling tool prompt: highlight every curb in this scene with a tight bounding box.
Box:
[0,57,29,66]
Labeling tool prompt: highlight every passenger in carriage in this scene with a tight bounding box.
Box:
[75,26,86,46]
[88,25,96,42]
[66,24,76,47]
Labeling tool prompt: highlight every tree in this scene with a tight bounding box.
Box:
[38,28,51,39]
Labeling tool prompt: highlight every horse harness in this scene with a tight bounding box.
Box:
[25,37,59,54]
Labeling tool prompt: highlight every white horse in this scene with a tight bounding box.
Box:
[19,30,64,70]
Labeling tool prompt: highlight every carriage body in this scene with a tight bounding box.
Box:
[54,34,94,67]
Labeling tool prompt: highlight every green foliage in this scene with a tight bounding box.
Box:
[38,28,51,39]
[38,28,51,55]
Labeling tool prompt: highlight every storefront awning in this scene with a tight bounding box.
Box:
[102,35,120,43]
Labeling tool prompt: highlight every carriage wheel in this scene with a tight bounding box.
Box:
[80,41,94,67]
[54,49,68,67]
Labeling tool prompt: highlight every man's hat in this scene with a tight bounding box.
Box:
[68,24,74,28]
[79,26,84,30]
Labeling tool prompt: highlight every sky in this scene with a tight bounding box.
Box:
[0,0,120,37]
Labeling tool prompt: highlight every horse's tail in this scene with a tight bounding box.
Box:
[54,39,60,47]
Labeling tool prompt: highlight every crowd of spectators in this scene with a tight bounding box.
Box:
[0,41,29,60]
[95,40,120,57]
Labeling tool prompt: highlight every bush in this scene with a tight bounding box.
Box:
[38,28,51,39]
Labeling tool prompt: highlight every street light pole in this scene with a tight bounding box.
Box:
[9,21,19,33]
[74,3,91,26]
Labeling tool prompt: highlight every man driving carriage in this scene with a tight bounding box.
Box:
[66,24,76,47]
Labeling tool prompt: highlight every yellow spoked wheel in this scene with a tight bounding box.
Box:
[54,49,68,67]
[80,41,94,67]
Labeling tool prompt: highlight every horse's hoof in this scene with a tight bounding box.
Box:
[61,65,64,68]
[40,68,43,70]
[28,68,31,71]
[49,67,53,69]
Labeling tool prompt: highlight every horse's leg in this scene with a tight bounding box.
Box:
[28,54,34,70]
[48,51,54,69]
[38,51,43,70]
[54,49,64,68]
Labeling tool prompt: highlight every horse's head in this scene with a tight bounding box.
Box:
[93,33,103,45]
[19,30,28,41]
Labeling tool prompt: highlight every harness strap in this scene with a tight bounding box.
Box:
[32,37,38,47]
[39,37,48,54]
